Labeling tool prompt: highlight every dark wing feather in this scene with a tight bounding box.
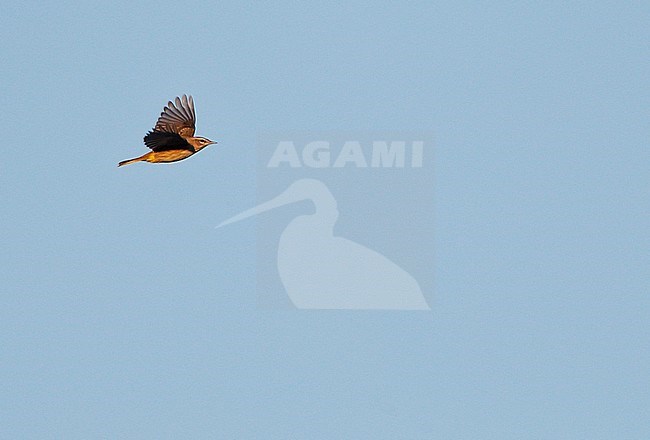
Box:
[143,131,193,152]
[152,95,196,137]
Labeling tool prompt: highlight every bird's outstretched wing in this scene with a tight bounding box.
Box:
[153,95,196,137]
[143,95,196,152]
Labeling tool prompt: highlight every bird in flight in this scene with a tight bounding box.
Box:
[118,95,216,167]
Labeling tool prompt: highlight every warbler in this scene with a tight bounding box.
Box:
[118,95,216,167]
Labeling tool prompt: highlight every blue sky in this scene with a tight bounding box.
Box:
[1,1,649,438]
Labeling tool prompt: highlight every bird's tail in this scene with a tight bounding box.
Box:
[118,153,148,167]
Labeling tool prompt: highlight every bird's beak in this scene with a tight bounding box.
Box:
[217,187,299,228]
[210,141,218,145]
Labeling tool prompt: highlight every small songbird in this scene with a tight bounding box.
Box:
[118,95,216,167]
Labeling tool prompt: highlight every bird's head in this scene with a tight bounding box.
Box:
[192,136,217,150]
